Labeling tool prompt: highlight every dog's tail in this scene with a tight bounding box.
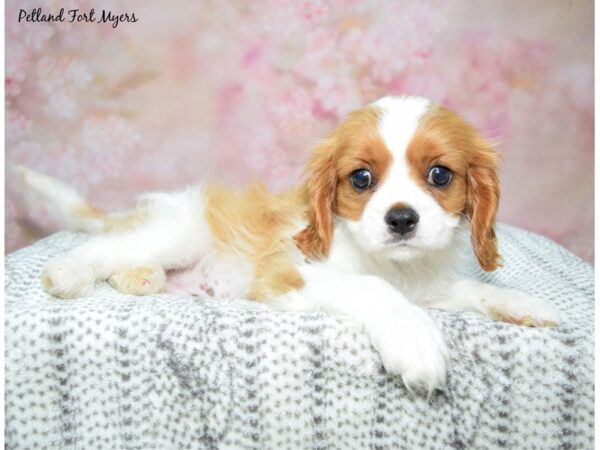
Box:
[16,166,139,234]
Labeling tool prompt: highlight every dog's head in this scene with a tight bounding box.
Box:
[295,95,500,271]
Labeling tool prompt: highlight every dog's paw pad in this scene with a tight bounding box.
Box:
[109,265,166,296]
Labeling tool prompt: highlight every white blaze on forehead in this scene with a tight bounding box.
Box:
[371,96,432,207]
[372,96,432,160]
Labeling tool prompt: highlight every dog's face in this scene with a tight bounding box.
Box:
[295,96,500,271]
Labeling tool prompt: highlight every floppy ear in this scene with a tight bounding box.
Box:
[294,137,339,258]
[466,139,501,271]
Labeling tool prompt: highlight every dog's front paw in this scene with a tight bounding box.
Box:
[370,306,449,395]
[484,288,558,327]
[108,264,166,296]
[42,257,95,299]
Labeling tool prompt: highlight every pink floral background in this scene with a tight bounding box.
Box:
[6,0,594,262]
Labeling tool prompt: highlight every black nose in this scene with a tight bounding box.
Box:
[385,208,419,236]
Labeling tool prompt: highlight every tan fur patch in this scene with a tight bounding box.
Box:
[294,106,392,257]
[74,205,146,233]
[489,306,556,328]
[204,183,306,301]
[108,264,166,296]
[336,109,393,220]
[390,201,410,210]
[407,104,501,271]
[406,105,473,214]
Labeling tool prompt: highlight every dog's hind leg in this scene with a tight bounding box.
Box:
[42,188,210,299]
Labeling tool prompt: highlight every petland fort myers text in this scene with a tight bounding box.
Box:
[18,8,138,28]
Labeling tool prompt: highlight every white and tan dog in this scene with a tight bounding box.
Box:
[19,95,557,394]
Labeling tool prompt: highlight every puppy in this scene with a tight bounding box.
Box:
[19,95,558,394]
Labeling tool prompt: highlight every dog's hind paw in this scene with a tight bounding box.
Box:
[108,264,166,296]
[42,257,95,299]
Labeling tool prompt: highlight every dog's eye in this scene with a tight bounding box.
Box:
[350,169,373,191]
[427,166,453,187]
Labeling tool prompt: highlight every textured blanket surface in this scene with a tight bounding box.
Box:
[5,225,594,450]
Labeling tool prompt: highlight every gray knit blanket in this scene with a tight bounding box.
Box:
[5,225,594,450]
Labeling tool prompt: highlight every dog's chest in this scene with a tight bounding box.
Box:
[165,252,252,299]
[327,238,455,305]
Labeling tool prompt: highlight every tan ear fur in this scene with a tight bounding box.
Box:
[293,136,339,258]
[466,139,501,271]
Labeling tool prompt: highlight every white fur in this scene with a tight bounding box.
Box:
[25,95,558,396]
[270,263,449,393]
[425,279,559,326]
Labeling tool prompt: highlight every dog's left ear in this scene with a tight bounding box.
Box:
[466,138,501,271]
[294,136,339,259]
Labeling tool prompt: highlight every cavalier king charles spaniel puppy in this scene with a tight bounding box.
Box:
[20,95,558,394]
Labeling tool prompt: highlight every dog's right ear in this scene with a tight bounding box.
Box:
[294,136,339,259]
